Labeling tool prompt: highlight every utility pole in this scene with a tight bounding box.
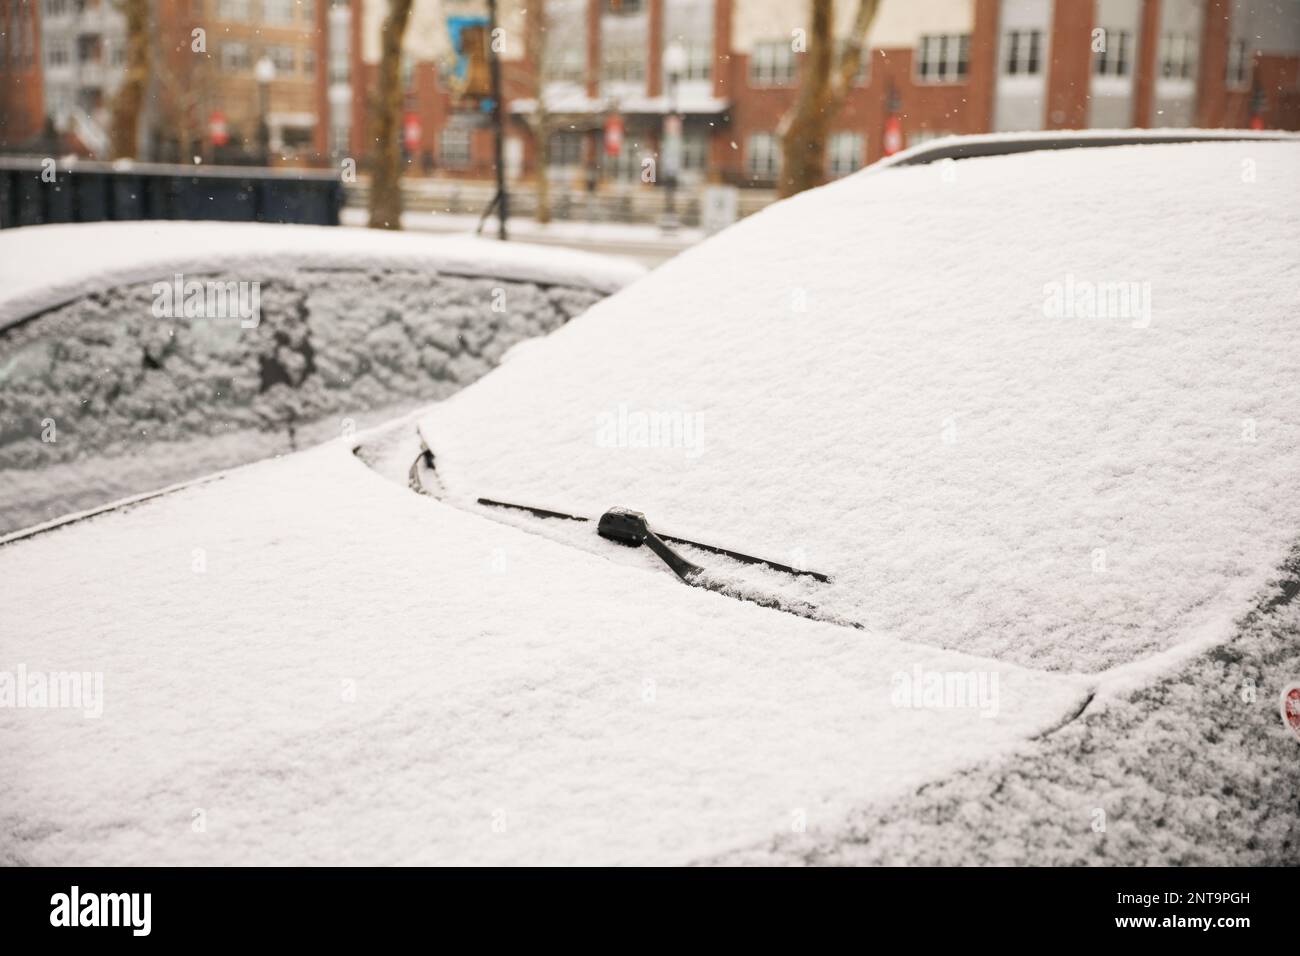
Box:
[488,0,509,240]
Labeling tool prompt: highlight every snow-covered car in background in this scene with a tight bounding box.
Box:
[2,135,1298,866]
[0,222,643,533]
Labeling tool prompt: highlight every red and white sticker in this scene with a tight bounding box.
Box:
[1281,682,1300,741]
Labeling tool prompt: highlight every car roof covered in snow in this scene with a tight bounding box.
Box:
[0,220,646,331]
[420,140,1300,674]
[874,126,1300,168]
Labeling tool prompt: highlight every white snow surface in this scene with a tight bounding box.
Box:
[0,442,1089,865]
[421,141,1300,673]
[0,221,646,330]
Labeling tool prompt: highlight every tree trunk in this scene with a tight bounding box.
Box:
[369,0,415,230]
[778,0,881,199]
[535,121,552,225]
[109,0,149,159]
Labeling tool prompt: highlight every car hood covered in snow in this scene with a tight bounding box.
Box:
[0,441,1091,865]
[420,141,1300,674]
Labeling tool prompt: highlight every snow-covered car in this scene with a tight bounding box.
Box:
[2,135,1298,866]
[0,222,642,533]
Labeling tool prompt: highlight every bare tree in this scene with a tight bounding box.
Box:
[778,0,880,198]
[109,0,150,158]
[369,0,416,229]
[520,0,559,224]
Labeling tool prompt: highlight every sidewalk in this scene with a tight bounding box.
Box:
[340,206,705,268]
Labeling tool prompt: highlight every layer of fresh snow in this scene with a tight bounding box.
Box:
[420,141,1300,673]
[0,221,646,330]
[0,440,1090,865]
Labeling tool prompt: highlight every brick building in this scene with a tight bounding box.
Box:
[3,0,1298,177]
[344,0,1299,189]
[0,0,332,161]
[0,0,47,149]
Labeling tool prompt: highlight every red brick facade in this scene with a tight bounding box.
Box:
[0,0,46,149]
[343,0,1297,185]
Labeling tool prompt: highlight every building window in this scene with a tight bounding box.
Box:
[827,131,864,178]
[602,43,645,85]
[1159,32,1196,80]
[1093,29,1130,76]
[330,121,349,155]
[217,0,250,20]
[680,128,708,171]
[45,39,70,67]
[1226,38,1249,88]
[917,33,969,82]
[299,0,315,19]
[664,39,712,83]
[844,40,869,85]
[440,127,471,167]
[268,45,295,73]
[264,0,294,23]
[329,48,349,83]
[1004,29,1042,76]
[302,48,315,76]
[606,0,642,11]
[547,130,584,167]
[221,41,250,71]
[745,132,780,179]
[601,2,646,87]
[750,40,795,87]
[76,34,100,63]
[544,0,587,85]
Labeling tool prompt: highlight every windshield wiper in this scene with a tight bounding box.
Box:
[476,496,831,583]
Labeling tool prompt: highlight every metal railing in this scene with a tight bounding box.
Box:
[0,157,345,229]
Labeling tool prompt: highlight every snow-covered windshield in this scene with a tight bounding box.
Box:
[420,141,1300,674]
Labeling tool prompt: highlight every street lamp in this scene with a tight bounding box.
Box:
[255,55,276,166]
[661,40,688,230]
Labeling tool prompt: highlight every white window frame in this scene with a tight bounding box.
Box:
[1159,32,1197,81]
[440,127,471,168]
[1225,37,1249,90]
[749,40,795,87]
[217,0,250,20]
[1003,29,1043,76]
[745,132,780,179]
[220,41,250,72]
[916,33,969,84]
[1093,28,1132,77]
[827,131,864,178]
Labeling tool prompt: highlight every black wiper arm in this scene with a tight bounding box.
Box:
[596,507,703,583]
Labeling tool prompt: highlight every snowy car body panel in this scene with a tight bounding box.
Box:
[418,140,1300,674]
[0,439,1092,865]
[0,220,645,332]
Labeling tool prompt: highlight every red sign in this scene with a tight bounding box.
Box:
[208,111,229,147]
[403,113,422,150]
[883,114,903,157]
[604,114,624,157]
[1282,682,1300,741]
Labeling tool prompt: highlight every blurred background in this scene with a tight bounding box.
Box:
[1,0,1298,253]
